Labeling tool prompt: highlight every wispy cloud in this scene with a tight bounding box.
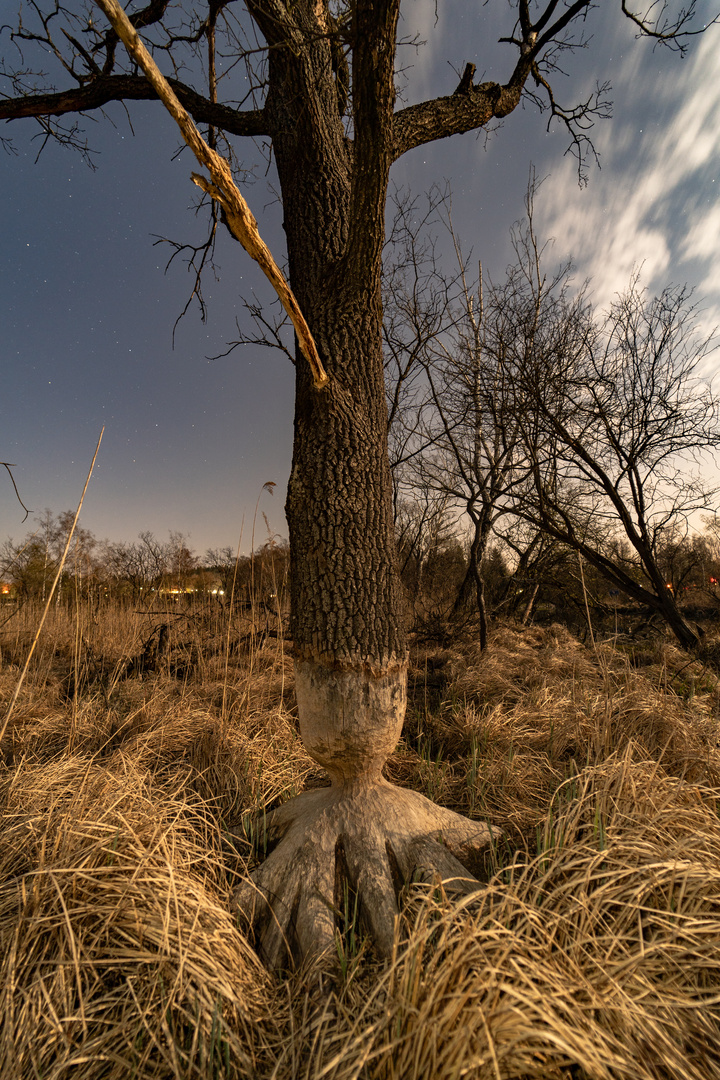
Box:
[537,19,720,341]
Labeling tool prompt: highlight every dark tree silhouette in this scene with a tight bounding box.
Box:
[0,0,710,966]
[514,266,720,651]
[391,183,720,649]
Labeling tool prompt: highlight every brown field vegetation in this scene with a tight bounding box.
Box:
[1,598,720,1079]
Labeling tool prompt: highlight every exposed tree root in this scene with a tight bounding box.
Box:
[232,780,500,969]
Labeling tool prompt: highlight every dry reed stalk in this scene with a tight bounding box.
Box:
[1,431,103,747]
[221,517,245,732]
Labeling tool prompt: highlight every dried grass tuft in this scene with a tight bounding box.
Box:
[303,756,720,1080]
[393,624,720,841]
[0,755,282,1079]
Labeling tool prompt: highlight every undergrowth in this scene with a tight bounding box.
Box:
[1,600,720,1078]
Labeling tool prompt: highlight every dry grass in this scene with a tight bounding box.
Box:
[2,601,720,1078]
[361,758,720,1080]
[0,756,281,1079]
[394,623,720,839]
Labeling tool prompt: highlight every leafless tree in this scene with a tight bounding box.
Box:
[509,230,720,648]
[391,185,586,646]
[2,509,99,600]
[409,185,720,649]
[0,0,710,964]
[101,539,151,599]
[383,186,465,478]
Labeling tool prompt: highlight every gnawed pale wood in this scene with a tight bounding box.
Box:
[294,661,407,784]
[232,779,500,968]
[94,0,328,391]
[231,661,500,969]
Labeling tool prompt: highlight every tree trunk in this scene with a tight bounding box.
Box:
[231,18,498,967]
[452,515,490,650]
[521,583,540,626]
[234,277,499,965]
[653,588,702,650]
[636,551,702,650]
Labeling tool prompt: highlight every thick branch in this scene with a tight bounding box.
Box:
[392,81,521,161]
[0,73,268,137]
[393,0,710,164]
[94,0,327,390]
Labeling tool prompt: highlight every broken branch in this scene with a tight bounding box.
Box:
[94,0,328,390]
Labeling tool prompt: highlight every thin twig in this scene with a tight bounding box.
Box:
[1,462,31,521]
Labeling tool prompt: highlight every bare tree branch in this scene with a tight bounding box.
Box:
[94,0,328,389]
[1,462,31,521]
[0,73,268,136]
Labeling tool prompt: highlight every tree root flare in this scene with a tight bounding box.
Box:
[231,779,500,969]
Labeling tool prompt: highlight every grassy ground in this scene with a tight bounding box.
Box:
[1,599,719,1079]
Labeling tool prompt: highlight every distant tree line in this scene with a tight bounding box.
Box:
[0,513,288,611]
[394,504,720,644]
[3,504,720,647]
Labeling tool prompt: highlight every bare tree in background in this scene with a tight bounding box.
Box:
[406,262,522,648]
[382,186,464,481]
[2,509,99,600]
[508,222,720,649]
[0,0,711,965]
[419,217,572,647]
[391,187,585,647]
[404,186,720,649]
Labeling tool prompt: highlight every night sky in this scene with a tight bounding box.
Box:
[2,1,719,557]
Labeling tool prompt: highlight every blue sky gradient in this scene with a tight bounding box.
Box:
[2,1,718,555]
